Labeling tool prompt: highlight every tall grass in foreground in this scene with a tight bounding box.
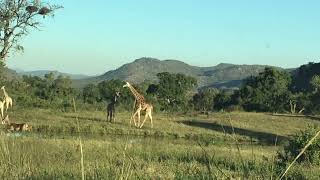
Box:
[72,98,85,180]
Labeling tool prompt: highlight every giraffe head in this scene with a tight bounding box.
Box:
[123,82,131,88]
[115,91,121,97]
[0,86,5,90]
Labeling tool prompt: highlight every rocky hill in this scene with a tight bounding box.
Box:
[75,57,276,89]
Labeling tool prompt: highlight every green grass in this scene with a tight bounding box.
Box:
[1,108,320,179]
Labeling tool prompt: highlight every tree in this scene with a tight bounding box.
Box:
[214,91,232,111]
[287,92,311,114]
[156,72,197,111]
[82,84,101,104]
[310,75,320,93]
[52,75,74,97]
[192,88,219,111]
[97,79,134,109]
[291,62,320,92]
[0,0,62,61]
[240,67,291,112]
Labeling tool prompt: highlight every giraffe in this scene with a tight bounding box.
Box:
[1,86,12,113]
[123,82,153,128]
[107,91,120,122]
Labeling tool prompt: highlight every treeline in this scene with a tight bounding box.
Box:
[1,62,320,114]
[193,63,320,114]
[192,62,320,114]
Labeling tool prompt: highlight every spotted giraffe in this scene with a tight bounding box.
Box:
[123,82,153,128]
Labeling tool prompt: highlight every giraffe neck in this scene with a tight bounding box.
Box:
[128,85,144,102]
[2,89,8,98]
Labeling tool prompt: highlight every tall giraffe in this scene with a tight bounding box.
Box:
[1,86,12,113]
[123,82,153,128]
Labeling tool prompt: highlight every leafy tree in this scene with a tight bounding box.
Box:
[240,67,291,112]
[214,91,232,111]
[146,84,158,95]
[289,92,310,114]
[97,79,134,109]
[22,73,75,100]
[98,79,124,101]
[0,0,62,61]
[52,75,73,97]
[82,84,101,104]
[292,62,320,92]
[192,88,219,111]
[156,72,197,111]
[310,75,320,93]
[308,75,320,114]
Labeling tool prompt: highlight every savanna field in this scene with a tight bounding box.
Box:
[1,107,320,179]
[1,0,320,179]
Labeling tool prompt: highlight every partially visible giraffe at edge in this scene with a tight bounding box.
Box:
[1,86,12,113]
[123,82,153,128]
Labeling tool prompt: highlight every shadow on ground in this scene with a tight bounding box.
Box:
[270,113,320,122]
[178,119,289,145]
[62,115,106,122]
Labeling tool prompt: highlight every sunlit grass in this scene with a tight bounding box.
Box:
[0,108,319,179]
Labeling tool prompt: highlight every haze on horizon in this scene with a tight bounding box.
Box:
[6,0,320,76]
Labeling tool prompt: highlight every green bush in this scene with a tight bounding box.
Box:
[276,125,320,167]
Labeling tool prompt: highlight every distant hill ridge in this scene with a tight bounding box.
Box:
[75,57,275,89]
[17,70,90,79]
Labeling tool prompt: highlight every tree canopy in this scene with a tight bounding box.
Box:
[240,67,291,112]
[0,0,62,61]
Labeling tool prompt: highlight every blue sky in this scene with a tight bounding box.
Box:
[6,0,320,75]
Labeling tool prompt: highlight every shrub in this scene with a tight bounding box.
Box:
[276,125,320,168]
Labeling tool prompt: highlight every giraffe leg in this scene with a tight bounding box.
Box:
[130,114,137,127]
[110,111,114,122]
[0,107,3,120]
[139,112,148,128]
[9,99,12,108]
[5,102,8,113]
[131,108,141,127]
[149,111,153,128]
[137,110,141,127]
[130,112,136,126]
[140,108,152,128]
[130,100,137,126]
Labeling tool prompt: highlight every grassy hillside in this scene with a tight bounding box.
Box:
[0,108,319,179]
[1,66,20,81]
[74,57,274,89]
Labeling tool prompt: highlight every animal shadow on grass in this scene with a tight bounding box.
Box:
[178,119,289,145]
[62,115,106,122]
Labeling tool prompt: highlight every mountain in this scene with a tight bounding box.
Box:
[17,70,90,79]
[1,67,20,81]
[75,57,277,89]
